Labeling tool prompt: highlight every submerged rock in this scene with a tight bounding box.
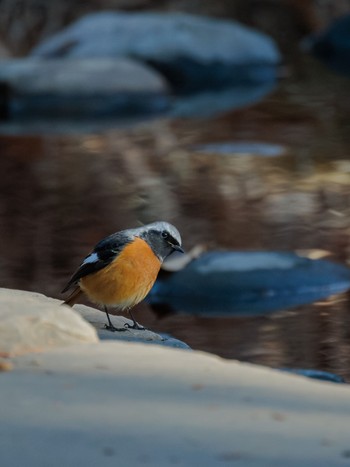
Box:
[281,368,345,384]
[148,251,350,316]
[192,141,287,157]
[31,11,281,93]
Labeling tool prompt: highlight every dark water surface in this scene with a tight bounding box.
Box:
[2,59,350,378]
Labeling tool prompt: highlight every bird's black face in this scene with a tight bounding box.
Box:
[159,229,183,251]
[138,222,183,262]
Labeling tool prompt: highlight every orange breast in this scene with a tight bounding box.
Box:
[79,237,161,309]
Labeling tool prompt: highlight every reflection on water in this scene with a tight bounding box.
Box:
[2,59,350,378]
[143,294,350,378]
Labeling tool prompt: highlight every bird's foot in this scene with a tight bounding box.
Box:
[124,322,146,331]
[104,324,128,332]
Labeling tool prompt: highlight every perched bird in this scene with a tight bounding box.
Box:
[62,221,183,331]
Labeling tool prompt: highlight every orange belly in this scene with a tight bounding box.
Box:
[79,237,161,309]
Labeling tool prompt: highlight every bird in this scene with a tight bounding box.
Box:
[62,221,183,331]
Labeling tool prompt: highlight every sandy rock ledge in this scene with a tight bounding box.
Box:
[3,341,350,467]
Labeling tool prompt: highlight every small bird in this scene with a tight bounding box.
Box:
[62,221,183,331]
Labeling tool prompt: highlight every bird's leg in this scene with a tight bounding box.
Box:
[124,308,145,330]
[104,306,128,332]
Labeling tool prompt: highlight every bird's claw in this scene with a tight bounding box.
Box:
[124,322,146,331]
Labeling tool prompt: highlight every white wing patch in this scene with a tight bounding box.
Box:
[82,252,99,265]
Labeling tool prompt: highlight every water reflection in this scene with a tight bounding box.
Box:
[142,294,350,378]
[1,60,350,378]
[170,82,276,117]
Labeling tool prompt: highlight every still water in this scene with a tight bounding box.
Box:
[2,58,350,378]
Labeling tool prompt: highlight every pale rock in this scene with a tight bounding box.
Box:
[0,288,98,357]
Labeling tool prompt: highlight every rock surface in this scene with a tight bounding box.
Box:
[74,303,190,349]
[0,288,188,352]
[1,341,350,467]
[30,12,281,92]
[0,288,98,357]
[0,58,169,117]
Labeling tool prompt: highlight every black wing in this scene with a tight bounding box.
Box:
[61,231,131,293]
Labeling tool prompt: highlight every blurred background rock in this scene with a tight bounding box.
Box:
[1,0,350,57]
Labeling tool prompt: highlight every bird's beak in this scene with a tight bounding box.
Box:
[171,244,184,253]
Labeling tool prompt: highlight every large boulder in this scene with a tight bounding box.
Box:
[31,12,281,93]
[0,58,169,117]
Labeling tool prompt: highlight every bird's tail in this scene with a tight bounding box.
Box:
[62,287,83,307]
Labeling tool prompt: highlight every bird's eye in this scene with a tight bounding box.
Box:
[161,231,169,239]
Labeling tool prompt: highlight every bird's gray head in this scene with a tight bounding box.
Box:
[134,221,183,262]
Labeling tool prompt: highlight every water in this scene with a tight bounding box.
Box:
[2,58,350,379]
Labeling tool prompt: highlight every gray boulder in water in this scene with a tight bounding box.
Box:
[0,58,169,117]
[148,251,350,316]
[31,12,281,93]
